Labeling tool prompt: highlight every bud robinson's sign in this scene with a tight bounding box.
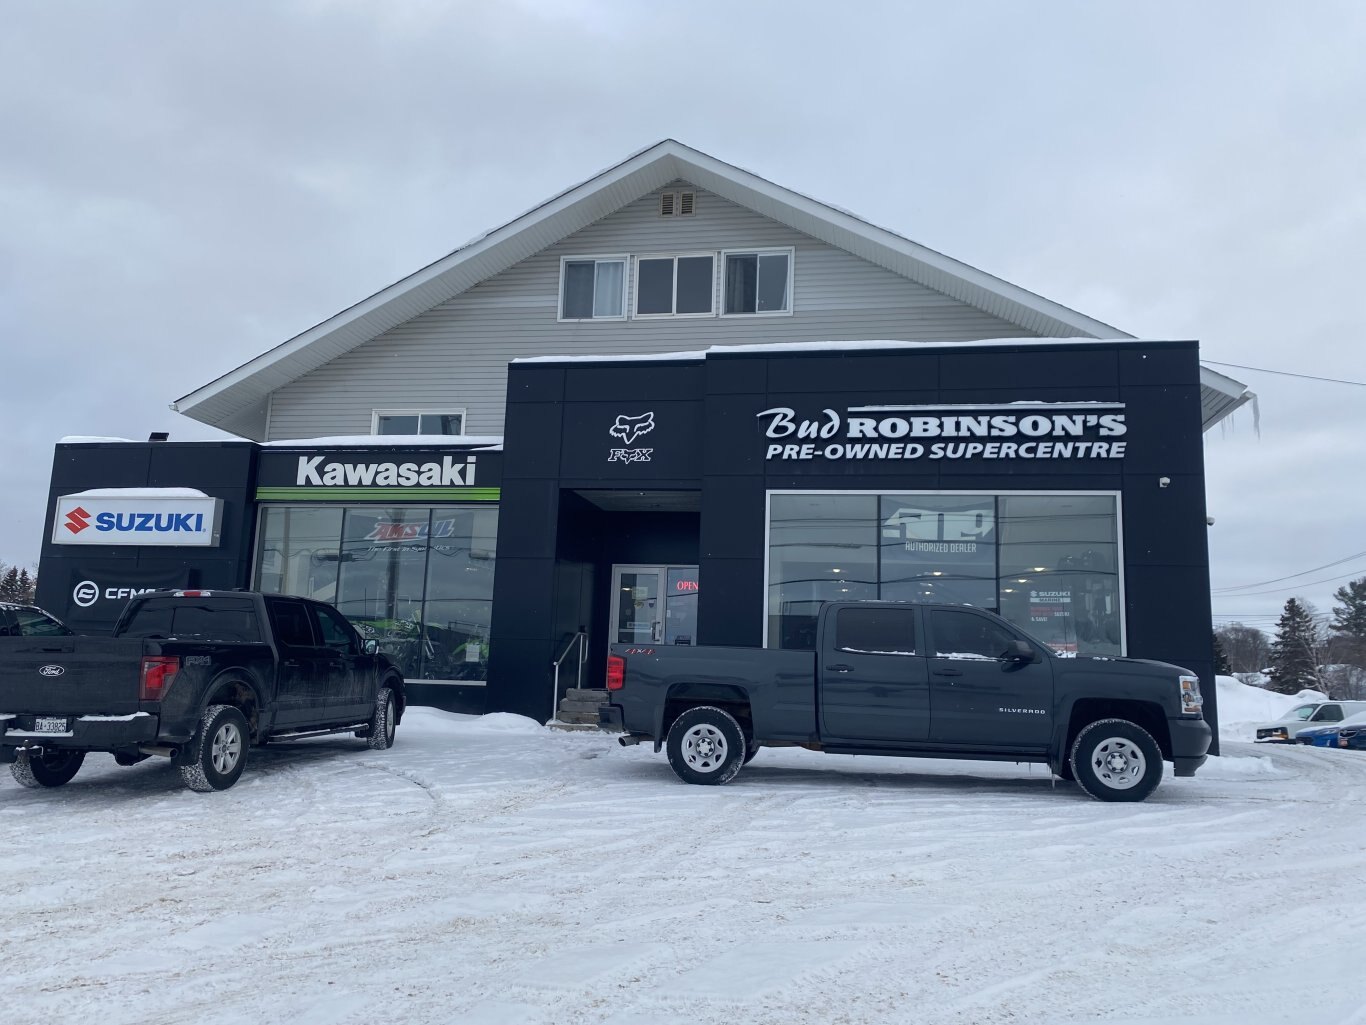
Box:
[757,402,1129,462]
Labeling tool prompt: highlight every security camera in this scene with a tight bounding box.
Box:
[1159,476,1171,488]
[1206,516,1215,526]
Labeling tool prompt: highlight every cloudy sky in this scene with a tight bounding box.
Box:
[3,0,1363,634]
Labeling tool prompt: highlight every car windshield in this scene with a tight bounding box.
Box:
[1288,704,1319,721]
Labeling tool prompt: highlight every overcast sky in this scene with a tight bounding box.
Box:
[3,0,1363,634]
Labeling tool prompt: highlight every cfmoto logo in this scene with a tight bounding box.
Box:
[38,665,65,678]
[65,507,92,534]
[73,580,100,607]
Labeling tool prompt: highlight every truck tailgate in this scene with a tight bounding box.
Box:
[0,637,148,716]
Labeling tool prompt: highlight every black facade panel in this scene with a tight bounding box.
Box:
[49,445,153,489]
[765,352,943,393]
[1122,475,1210,567]
[702,395,769,476]
[555,400,703,482]
[563,362,705,402]
[499,402,564,479]
[507,364,566,404]
[485,636,558,722]
[1117,343,1199,386]
[1115,384,1205,474]
[699,478,765,558]
[939,346,1118,390]
[492,481,560,559]
[696,556,765,647]
[705,353,767,394]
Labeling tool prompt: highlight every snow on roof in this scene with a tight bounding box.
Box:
[59,436,140,444]
[64,487,211,499]
[259,434,504,451]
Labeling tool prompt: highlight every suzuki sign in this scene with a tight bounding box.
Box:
[52,493,223,547]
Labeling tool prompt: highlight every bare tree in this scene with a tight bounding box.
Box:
[1215,622,1270,674]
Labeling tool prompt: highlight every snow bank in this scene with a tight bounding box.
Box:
[463,712,545,733]
[1216,675,1326,742]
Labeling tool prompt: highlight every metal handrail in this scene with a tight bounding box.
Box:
[550,631,587,721]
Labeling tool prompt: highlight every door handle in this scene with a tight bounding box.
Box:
[933,668,963,677]
[283,659,300,668]
[824,664,854,673]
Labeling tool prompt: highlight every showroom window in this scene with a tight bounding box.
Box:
[253,504,498,683]
[634,254,715,317]
[372,410,466,436]
[559,256,627,320]
[722,248,792,315]
[767,491,1120,655]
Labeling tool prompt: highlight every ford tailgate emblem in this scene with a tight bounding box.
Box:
[38,665,65,678]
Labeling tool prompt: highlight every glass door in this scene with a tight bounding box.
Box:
[610,565,699,646]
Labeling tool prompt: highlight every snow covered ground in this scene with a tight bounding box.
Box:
[4,681,1365,1025]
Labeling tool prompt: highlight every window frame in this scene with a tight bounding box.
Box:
[371,409,468,437]
[557,254,629,322]
[631,252,718,319]
[720,246,795,318]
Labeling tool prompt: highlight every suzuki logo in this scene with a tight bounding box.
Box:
[65,507,92,534]
[73,580,100,607]
[609,412,654,446]
[38,666,65,678]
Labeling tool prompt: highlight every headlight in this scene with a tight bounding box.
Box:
[1179,674,1203,715]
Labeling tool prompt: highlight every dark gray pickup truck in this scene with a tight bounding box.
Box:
[1,590,405,793]
[600,601,1211,802]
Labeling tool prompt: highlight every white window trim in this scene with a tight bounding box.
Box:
[557,254,629,322]
[631,252,718,320]
[371,408,469,436]
[720,246,795,318]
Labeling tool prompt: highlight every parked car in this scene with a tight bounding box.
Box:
[0,601,73,638]
[1336,719,1366,751]
[1296,710,1366,747]
[1254,701,1366,743]
[0,590,405,792]
[600,600,1211,803]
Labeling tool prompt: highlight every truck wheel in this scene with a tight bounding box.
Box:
[11,749,86,788]
[666,706,746,786]
[180,705,249,793]
[1070,718,1162,803]
[366,686,397,751]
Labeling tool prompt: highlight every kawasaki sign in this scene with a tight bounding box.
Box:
[254,448,499,502]
[52,493,223,547]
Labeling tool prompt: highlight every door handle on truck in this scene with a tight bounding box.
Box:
[824,664,854,673]
[933,668,963,677]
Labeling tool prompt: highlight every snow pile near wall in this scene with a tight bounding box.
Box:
[1216,675,1326,742]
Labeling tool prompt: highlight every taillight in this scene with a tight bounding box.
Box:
[140,656,180,701]
[606,655,625,691]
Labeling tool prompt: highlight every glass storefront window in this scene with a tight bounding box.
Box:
[767,492,1121,656]
[768,493,877,651]
[253,504,498,682]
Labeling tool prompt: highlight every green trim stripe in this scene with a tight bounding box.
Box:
[255,487,501,502]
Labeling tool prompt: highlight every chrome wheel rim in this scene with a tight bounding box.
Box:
[1090,737,1145,789]
[211,721,243,774]
[681,723,728,772]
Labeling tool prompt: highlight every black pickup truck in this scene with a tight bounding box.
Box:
[0,590,405,793]
[600,601,1211,802]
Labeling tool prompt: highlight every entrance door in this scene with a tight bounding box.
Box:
[610,565,699,646]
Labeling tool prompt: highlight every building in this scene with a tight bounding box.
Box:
[35,141,1251,741]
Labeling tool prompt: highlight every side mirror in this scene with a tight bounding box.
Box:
[1006,639,1038,664]
[364,639,379,656]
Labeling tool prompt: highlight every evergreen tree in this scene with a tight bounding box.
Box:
[1212,631,1233,676]
[1329,577,1366,665]
[1267,598,1322,695]
[16,569,35,604]
[0,567,19,603]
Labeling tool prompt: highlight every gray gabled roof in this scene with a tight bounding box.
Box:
[173,139,1247,431]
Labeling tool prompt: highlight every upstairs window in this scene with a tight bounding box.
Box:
[723,248,792,315]
[635,254,715,317]
[560,256,627,320]
[373,410,466,436]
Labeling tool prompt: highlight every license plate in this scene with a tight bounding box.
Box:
[1341,738,1350,748]
[34,717,69,733]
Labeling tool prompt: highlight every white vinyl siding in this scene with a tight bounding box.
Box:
[266,183,1038,440]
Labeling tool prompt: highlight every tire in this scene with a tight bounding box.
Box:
[665,706,746,786]
[742,740,761,765]
[11,749,85,788]
[1069,718,1163,803]
[179,705,249,793]
[366,686,397,751]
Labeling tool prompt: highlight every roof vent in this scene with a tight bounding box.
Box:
[659,191,696,217]
[659,192,676,216]
[678,191,695,216]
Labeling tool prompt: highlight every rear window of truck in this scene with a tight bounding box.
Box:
[119,598,262,643]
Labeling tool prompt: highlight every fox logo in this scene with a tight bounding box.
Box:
[609,411,655,446]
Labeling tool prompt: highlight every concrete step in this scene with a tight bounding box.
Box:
[557,700,605,715]
[554,710,602,725]
[547,720,603,732]
[563,688,608,701]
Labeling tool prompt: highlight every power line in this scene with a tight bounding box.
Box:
[1212,550,1366,592]
[1203,359,1366,388]
[1215,568,1366,598]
